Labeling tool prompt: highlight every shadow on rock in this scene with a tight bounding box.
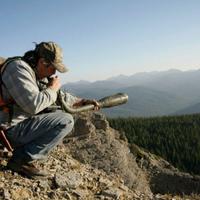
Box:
[150,170,200,195]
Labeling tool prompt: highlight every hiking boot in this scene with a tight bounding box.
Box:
[7,159,49,179]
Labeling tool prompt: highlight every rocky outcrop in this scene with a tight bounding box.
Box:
[0,144,146,200]
[1,111,200,199]
[66,112,200,197]
[65,112,151,195]
[129,143,200,195]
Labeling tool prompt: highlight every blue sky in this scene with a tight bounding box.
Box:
[1,0,200,84]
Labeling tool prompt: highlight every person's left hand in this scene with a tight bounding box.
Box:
[73,99,100,111]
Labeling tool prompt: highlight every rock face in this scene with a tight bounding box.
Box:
[66,112,151,194]
[1,111,200,199]
[129,143,200,195]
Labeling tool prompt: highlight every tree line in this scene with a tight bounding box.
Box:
[108,114,200,174]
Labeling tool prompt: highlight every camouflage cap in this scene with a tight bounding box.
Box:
[35,42,68,73]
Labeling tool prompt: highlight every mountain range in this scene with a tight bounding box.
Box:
[62,69,200,117]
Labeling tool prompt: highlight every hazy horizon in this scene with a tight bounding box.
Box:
[64,67,200,84]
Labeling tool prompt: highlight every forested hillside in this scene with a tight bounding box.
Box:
[108,114,200,174]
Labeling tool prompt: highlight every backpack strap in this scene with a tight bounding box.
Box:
[0,57,22,74]
[0,128,13,152]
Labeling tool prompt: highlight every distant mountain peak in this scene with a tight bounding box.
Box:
[67,80,91,85]
[107,74,129,81]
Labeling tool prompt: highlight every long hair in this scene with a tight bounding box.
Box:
[22,50,39,68]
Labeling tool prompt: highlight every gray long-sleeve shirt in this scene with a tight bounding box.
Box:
[0,59,78,128]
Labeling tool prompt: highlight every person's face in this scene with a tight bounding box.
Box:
[36,58,56,79]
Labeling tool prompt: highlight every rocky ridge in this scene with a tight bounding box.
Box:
[0,111,200,199]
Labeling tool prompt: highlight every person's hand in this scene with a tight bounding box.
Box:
[73,99,100,111]
[48,76,61,92]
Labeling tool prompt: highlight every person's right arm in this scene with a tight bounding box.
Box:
[2,60,58,114]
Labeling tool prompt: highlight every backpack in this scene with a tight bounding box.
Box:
[0,57,21,121]
[0,57,10,112]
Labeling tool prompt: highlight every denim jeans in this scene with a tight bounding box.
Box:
[6,111,74,163]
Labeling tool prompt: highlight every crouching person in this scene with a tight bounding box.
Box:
[0,42,99,178]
